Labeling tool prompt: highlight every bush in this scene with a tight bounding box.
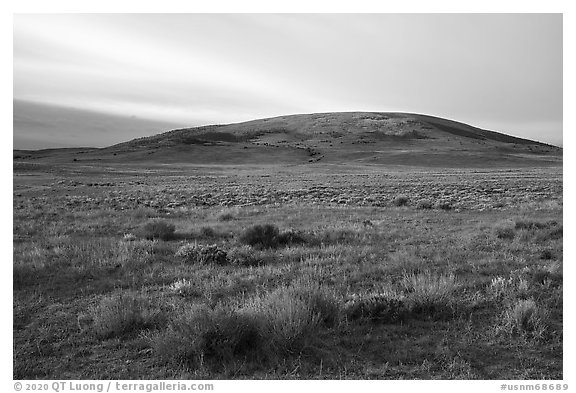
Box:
[90,291,163,339]
[244,281,340,352]
[393,196,409,207]
[344,292,406,323]
[141,220,176,241]
[153,304,264,369]
[416,200,433,210]
[176,244,229,265]
[240,224,280,249]
[277,229,308,246]
[200,226,216,238]
[153,282,339,369]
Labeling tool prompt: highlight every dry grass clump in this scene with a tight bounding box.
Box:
[90,291,164,339]
[169,278,202,298]
[499,299,549,341]
[175,244,229,265]
[400,271,459,317]
[140,219,176,241]
[244,281,341,350]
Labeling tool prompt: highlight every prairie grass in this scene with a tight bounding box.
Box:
[13,172,563,379]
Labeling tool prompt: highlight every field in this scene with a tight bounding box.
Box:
[13,162,563,379]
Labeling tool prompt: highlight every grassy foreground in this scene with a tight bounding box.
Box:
[13,166,562,379]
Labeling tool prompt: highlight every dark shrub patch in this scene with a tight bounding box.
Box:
[240,224,280,249]
[540,249,554,260]
[200,226,216,238]
[537,226,563,241]
[393,196,409,207]
[140,220,176,241]
[495,227,515,240]
[344,294,406,323]
[217,212,235,222]
[416,200,433,210]
[153,305,265,369]
[278,229,308,246]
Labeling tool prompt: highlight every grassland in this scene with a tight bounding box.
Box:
[13,163,562,379]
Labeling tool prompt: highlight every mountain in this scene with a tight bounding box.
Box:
[14,111,562,168]
[13,100,187,150]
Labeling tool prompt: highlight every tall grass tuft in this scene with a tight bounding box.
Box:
[90,291,164,339]
[500,299,549,341]
[400,271,459,317]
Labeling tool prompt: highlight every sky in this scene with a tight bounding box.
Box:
[13,13,563,147]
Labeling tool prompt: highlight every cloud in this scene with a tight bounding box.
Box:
[13,14,562,146]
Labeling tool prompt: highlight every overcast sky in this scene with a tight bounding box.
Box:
[13,13,563,146]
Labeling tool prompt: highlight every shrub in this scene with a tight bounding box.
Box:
[239,224,280,249]
[176,244,229,265]
[153,304,264,368]
[277,229,308,246]
[393,196,409,207]
[416,200,433,210]
[141,220,176,241]
[344,292,406,323]
[244,282,340,352]
[200,226,216,238]
[90,291,163,339]
[400,271,459,317]
[153,282,339,369]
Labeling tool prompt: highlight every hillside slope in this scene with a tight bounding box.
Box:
[15,111,562,168]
